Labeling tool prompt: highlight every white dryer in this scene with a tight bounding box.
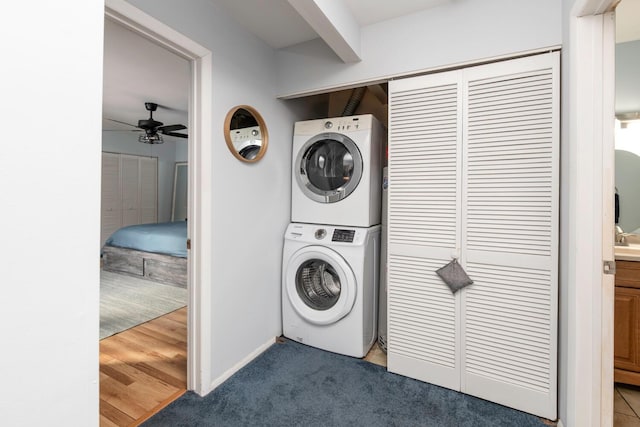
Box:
[282,222,380,358]
[291,114,384,227]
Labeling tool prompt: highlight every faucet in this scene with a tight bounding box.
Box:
[616,225,628,246]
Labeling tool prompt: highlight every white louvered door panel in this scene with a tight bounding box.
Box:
[120,155,140,227]
[101,153,121,245]
[387,70,463,390]
[139,157,158,224]
[461,53,558,419]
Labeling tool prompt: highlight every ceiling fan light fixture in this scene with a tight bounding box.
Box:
[138,133,164,144]
[616,112,640,129]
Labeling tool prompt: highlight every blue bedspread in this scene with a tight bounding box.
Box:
[104,221,187,258]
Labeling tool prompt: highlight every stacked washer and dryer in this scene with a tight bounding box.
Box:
[282,114,385,358]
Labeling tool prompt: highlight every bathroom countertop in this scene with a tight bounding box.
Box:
[615,243,640,262]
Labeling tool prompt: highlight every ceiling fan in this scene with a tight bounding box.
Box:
[107,102,188,144]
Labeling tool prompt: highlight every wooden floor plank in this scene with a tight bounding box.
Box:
[101,353,180,398]
[100,374,150,419]
[100,307,187,426]
[136,322,186,344]
[131,389,186,427]
[128,360,186,389]
[139,319,187,341]
[104,330,178,358]
[100,400,135,426]
[100,414,122,427]
[101,338,186,385]
[100,356,135,386]
[165,307,187,323]
[119,328,186,358]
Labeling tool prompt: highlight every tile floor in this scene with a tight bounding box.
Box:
[616,383,640,426]
[363,341,387,367]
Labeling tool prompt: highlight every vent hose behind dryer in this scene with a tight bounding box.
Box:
[341,87,367,116]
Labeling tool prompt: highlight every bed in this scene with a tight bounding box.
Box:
[102,221,187,288]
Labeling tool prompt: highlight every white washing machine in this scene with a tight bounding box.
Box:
[282,222,380,358]
[291,114,384,227]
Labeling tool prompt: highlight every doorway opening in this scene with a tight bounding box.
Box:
[100,0,213,423]
[611,1,640,425]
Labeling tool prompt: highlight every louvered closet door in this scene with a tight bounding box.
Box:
[120,155,140,227]
[139,157,157,224]
[461,53,558,418]
[387,70,463,390]
[101,153,121,245]
[387,52,558,419]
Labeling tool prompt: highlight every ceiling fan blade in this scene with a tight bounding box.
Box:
[164,132,188,139]
[105,118,139,128]
[159,124,187,133]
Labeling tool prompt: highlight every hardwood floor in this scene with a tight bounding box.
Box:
[100,307,187,426]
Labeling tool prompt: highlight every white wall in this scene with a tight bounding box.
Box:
[616,40,640,114]
[0,1,103,426]
[176,140,188,162]
[127,0,304,389]
[276,0,562,97]
[559,3,573,425]
[102,131,179,222]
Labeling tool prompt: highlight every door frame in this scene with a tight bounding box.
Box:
[104,0,213,395]
[568,1,616,426]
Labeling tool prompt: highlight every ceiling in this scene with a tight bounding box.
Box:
[212,0,450,49]
[102,0,452,135]
[103,0,640,136]
[617,0,640,42]
[102,18,190,137]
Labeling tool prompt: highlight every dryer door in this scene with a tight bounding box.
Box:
[295,133,363,203]
[285,245,357,325]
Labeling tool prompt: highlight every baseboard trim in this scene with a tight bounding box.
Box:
[206,337,276,393]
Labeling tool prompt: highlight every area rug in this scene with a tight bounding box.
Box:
[100,270,187,340]
[142,338,550,427]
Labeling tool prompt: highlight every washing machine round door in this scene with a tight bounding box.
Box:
[295,132,363,203]
[285,245,357,326]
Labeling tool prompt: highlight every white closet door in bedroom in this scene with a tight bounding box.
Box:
[139,156,158,224]
[121,154,140,227]
[101,152,122,245]
[101,153,158,245]
[387,52,558,419]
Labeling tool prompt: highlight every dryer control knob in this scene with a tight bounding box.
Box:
[324,121,333,129]
[315,229,327,240]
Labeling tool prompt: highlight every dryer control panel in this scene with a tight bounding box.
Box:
[230,125,261,150]
[294,114,374,135]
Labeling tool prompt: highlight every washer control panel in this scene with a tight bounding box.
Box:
[332,229,356,243]
[285,223,379,247]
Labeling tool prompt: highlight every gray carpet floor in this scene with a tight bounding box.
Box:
[142,338,550,427]
[100,270,187,339]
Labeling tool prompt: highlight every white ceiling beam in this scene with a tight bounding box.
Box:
[288,0,361,63]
